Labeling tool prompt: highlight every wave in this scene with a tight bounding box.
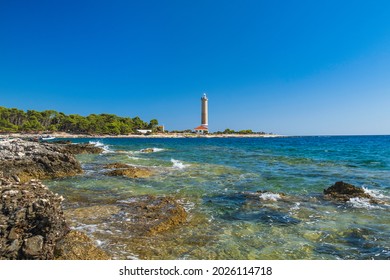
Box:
[139,147,166,153]
[363,187,389,200]
[171,159,189,169]
[89,140,113,153]
[347,197,383,210]
[258,192,281,201]
[127,156,141,160]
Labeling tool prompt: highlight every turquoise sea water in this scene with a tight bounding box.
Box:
[46,136,390,260]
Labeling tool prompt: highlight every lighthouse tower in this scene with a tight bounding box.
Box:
[194,93,209,134]
[201,93,208,127]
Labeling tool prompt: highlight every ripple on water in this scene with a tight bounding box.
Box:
[44,136,390,259]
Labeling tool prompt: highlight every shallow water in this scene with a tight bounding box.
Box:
[46,136,390,259]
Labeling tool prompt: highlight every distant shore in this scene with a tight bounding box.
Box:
[1,132,282,139]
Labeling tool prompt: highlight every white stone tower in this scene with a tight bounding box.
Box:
[194,93,209,134]
[201,93,208,128]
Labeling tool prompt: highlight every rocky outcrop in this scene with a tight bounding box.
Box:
[105,165,153,178]
[0,139,83,183]
[0,178,69,259]
[64,196,187,239]
[115,195,187,235]
[104,163,130,169]
[55,143,103,155]
[324,181,374,202]
[140,148,155,153]
[55,231,110,260]
[0,139,110,260]
[51,140,72,144]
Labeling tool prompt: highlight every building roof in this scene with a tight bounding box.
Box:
[194,125,208,130]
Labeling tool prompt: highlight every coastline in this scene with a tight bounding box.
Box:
[0,139,110,259]
[2,136,389,260]
[1,132,283,139]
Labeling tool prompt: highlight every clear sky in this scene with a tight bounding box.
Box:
[1,0,390,135]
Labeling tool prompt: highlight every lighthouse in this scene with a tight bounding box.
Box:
[201,93,208,127]
[194,93,209,134]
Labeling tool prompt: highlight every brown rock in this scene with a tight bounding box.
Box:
[64,205,121,225]
[8,227,19,240]
[324,181,373,202]
[140,148,154,153]
[23,235,44,257]
[57,143,104,155]
[105,166,152,178]
[104,163,130,169]
[115,195,187,236]
[55,231,110,260]
[0,139,83,183]
[0,179,69,259]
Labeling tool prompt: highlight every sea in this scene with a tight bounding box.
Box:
[46,136,390,260]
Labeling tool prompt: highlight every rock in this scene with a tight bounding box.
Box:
[55,231,110,260]
[114,195,187,236]
[56,143,103,155]
[0,179,69,259]
[8,227,19,240]
[64,205,121,225]
[23,235,44,257]
[105,166,152,178]
[104,163,130,169]
[51,140,72,144]
[0,139,83,183]
[324,181,373,202]
[140,148,154,153]
[12,175,21,183]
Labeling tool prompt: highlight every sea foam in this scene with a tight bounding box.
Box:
[89,140,112,153]
[347,197,382,210]
[363,187,388,200]
[171,159,189,169]
[259,192,281,201]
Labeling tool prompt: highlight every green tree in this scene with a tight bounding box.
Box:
[0,106,154,135]
[223,128,235,134]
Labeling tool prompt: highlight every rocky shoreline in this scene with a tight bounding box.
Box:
[0,139,109,259]
[0,138,191,260]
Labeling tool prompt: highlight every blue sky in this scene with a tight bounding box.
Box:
[1,0,390,135]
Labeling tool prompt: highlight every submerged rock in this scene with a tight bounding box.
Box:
[105,166,152,178]
[140,148,154,153]
[115,195,187,236]
[0,139,83,183]
[64,205,121,225]
[324,181,373,202]
[243,190,287,201]
[104,162,130,169]
[55,231,110,260]
[0,179,69,259]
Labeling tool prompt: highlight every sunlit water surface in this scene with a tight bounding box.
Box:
[46,136,390,259]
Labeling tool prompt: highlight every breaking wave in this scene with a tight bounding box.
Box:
[347,197,383,210]
[89,140,113,153]
[171,159,189,169]
[259,192,281,201]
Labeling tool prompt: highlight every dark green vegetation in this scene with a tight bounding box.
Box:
[214,128,268,135]
[0,106,160,135]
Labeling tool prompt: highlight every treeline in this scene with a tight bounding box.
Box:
[0,106,160,135]
[213,128,268,135]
